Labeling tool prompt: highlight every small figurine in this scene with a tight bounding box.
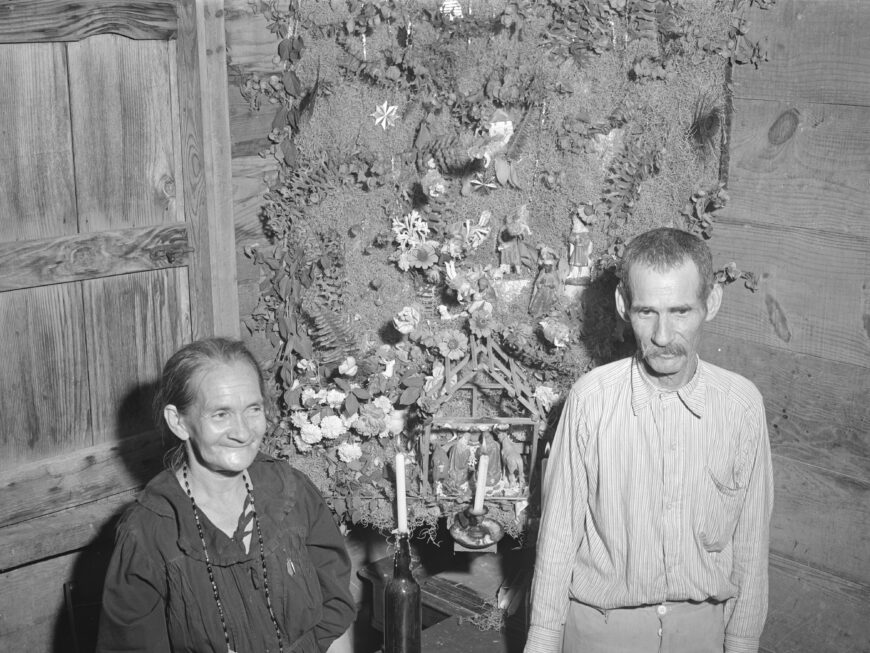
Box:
[478,430,503,486]
[499,433,525,489]
[498,204,531,274]
[431,436,450,491]
[566,205,595,285]
[447,432,472,489]
[528,246,561,317]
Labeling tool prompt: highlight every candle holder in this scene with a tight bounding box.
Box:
[449,505,505,550]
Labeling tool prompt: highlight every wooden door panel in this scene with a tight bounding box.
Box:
[0,41,76,240]
[0,283,90,469]
[68,35,178,230]
[83,269,189,443]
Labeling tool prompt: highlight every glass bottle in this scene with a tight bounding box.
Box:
[383,533,421,653]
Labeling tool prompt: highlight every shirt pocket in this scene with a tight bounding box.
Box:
[276,530,323,637]
[697,465,746,553]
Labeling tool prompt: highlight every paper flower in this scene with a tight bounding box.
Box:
[320,414,347,440]
[469,312,493,339]
[355,404,387,436]
[338,356,358,376]
[290,412,310,429]
[410,242,439,269]
[300,422,323,445]
[534,385,559,412]
[337,441,363,463]
[370,101,398,130]
[393,306,421,334]
[325,388,347,409]
[437,329,468,361]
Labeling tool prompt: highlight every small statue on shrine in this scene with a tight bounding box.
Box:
[566,205,595,285]
[446,432,472,490]
[498,204,531,274]
[499,432,525,489]
[430,435,450,493]
[478,430,503,486]
[528,246,561,317]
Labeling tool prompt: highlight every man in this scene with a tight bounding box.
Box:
[525,228,773,653]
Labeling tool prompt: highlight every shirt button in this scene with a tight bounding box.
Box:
[657,604,667,616]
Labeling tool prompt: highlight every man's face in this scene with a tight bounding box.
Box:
[616,259,722,389]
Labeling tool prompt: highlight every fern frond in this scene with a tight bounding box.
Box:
[307,307,358,365]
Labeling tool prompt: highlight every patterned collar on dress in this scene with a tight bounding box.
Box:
[630,354,706,419]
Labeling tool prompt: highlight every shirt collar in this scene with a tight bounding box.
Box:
[631,354,706,418]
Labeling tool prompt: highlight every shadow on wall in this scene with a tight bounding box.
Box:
[52,380,165,653]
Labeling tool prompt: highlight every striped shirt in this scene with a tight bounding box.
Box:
[525,356,773,653]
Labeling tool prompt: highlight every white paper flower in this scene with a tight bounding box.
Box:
[338,356,357,376]
[393,306,421,334]
[337,441,363,463]
[373,395,393,415]
[320,414,347,440]
[290,412,310,429]
[300,422,323,445]
[325,388,347,409]
[534,385,559,412]
[386,408,407,435]
[294,435,313,453]
[371,101,398,130]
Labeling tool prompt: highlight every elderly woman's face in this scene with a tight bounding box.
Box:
[172,360,267,475]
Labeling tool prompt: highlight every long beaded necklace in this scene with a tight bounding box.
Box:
[182,463,285,653]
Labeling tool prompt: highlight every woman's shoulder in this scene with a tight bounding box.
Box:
[252,454,320,497]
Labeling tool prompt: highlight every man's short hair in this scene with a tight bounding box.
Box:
[618,227,714,300]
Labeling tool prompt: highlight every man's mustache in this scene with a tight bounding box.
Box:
[641,343,686,359]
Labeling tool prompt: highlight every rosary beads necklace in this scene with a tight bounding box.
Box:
[182,462,285,653]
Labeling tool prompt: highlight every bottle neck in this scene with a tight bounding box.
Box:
[393,533,413,580]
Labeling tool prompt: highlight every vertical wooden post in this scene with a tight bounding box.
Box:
[176,0,239,338]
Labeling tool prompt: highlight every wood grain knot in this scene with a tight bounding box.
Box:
[767,109,800,145]
[764,293,791,343]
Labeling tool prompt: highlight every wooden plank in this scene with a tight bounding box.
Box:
[82,269,189,444]
[233,154,272,245]
[703,220,870,368]
[0,42,76,241]
[229,89,275,157]
[700,335,870,478]
[0,553,77,649]
[726,98,870,238]
[733,0,870,106]
[761,554,870,653]
[0,431,163,528]
[0,224,192,291]
[0,0,176,43]
[68,36,178,230]
[1,490,136,571]
[0,284,90,469]
[768,454,870,586]
[177,0,240,339]
[224,0,281,72]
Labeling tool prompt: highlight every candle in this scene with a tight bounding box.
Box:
[473,454,489,512]
[396,453,408,533]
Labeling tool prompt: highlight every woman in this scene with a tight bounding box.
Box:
[97,338,355,652]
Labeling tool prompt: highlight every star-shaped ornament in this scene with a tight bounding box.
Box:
[371,101,398,130]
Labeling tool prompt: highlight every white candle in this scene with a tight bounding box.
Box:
[396,453,408,533]
[473,454,489,512]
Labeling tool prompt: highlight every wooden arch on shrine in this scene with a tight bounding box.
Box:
[420,335,545,497]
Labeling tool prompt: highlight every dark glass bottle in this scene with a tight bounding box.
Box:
[383,533,421,653]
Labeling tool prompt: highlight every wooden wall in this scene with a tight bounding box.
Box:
[223,1,870,652]
[700,1,870,650]
[0,1,238,649]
